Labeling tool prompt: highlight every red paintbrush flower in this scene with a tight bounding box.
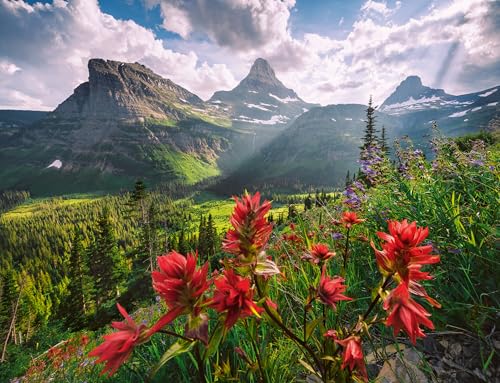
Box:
[89,304,150,376]
[341,211,366,228]
[372,219,440,284]
[150,251,210,334]
[210,269,263,329]
[318,266,352,309]
[335,335,368,382]
[383,283,435,344]
[305,243,336,264]
[223,192,273,263]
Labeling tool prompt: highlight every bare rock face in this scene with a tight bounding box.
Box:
[54,59,205,120]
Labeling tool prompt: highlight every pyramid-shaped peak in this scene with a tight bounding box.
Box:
[248,58,276,79]
[381,75,449,108]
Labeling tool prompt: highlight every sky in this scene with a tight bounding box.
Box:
[0,0,499,110]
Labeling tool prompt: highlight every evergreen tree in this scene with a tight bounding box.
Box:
[64,229,93,328]
[345,170,351,187]
[360,95,378,155]
[205,214,217,259]
[89,208,127,307]
[304,194,313,210]
[380,126,389,155]
[178,229,189,255]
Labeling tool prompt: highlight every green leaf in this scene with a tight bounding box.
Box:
[298,359,320,377]
[305,316,323,341]
[149,340,194,379]
[204,322,224,359]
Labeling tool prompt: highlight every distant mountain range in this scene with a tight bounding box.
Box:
[0,58,498,195]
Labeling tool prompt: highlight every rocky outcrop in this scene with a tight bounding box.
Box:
[54,59,206,120]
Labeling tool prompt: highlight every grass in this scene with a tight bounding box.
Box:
[2,194,104,219]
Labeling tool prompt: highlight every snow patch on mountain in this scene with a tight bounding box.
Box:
[383,95,442,111]
[479,88,497,97]
[471,107,482,112]
[236,114,289,125]
[47,160,62,169]
[245,103,272,111]
[449,110,469,118]
[269,93,299,103]
[487,102,498,106]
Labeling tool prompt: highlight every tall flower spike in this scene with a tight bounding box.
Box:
[335,335,368,382]
[383,283,435,344]
[210,269,263,329]
[89,304,150,376]
[150,251,210,334]
[318,265,352,309]
[223,192,273,264]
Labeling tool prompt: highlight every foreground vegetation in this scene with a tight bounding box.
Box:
[0,128,498,382]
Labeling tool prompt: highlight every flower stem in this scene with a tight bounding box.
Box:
[157,329,193,343]
[194,343,206,383]
[253,276,325,380]
[245,320,267,383]
[342,228,351,274]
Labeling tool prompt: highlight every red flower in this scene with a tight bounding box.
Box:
[210,269,263,329]
[383,283,434,344]
[89,304,150,376]
[341,211,365,228]
[223,192,273,263]
[335,335,368,382]
[318,266,352,309]
[372,219,440,284]
[303,243,335,264]
[150,251,210,333]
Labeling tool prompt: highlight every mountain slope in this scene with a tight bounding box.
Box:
[0,59,242,195]
[380,76,499,138]
[214,104,402,193]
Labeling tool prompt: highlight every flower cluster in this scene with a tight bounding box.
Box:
[372,219,440,344]
[87,193,440,383]
[359,143,387,185]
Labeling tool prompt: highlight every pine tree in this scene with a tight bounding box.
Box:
[205,214,217,259]
[178,229,188,255]
[360,95,378,156]
[380,126,389,155]
[304,194,313,210]
[345,170,351,187]
[89,208,127,307]
[65,229,93,328]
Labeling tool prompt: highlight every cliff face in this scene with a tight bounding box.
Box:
[54,59,205,120]
[0,59,244,195]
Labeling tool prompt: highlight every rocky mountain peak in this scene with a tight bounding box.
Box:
[54,58,205,120]
[237,58,293,95]
[246,58,279,84]
[381,75,450,110]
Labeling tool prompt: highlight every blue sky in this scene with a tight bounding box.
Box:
[1,0,498,110]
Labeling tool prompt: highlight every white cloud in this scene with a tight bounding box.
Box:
[149,0,296,51]
[0,60,20,75]
[0,0,498,110]
[360,0,397,17]
[0,0,237,109]
[338,17,344,27]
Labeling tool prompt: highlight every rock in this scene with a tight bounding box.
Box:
[376,348,428,383]
[449,343,462,358]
